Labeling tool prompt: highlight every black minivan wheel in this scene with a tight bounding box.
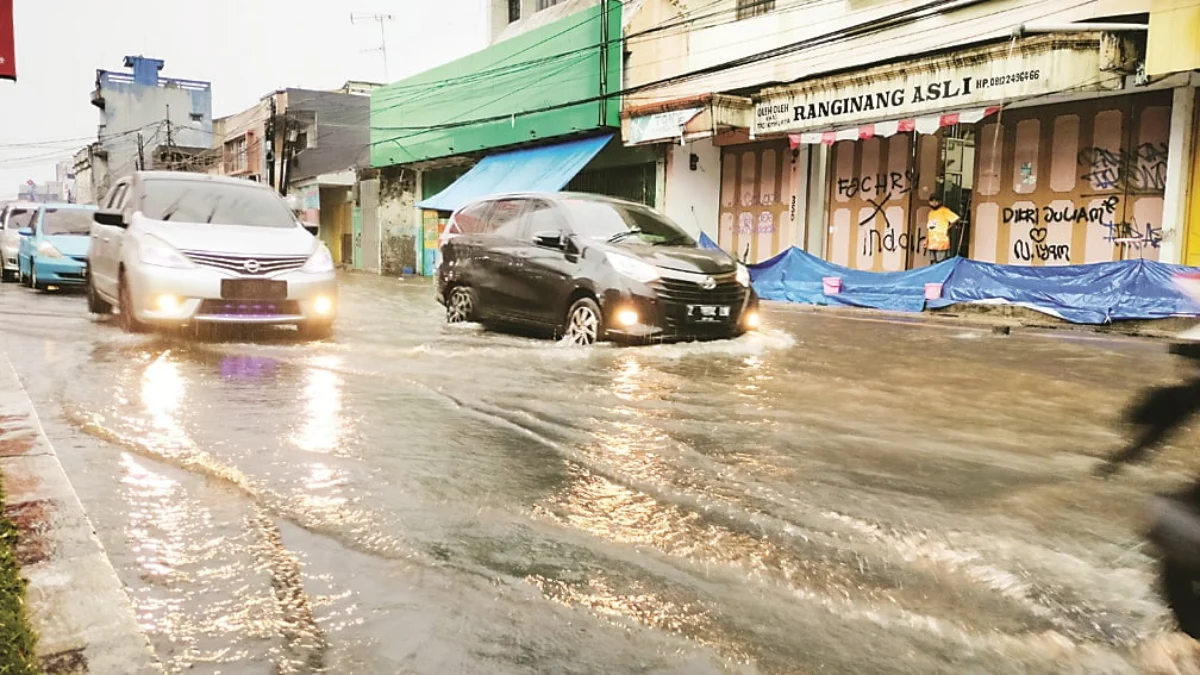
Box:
[446,286,477,324]
[563,297,602,346]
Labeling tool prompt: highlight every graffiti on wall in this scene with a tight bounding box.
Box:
[999,195,1161,262]
[850,170,919,256]
[1104,219,1162,250]
[726,211,777,236]
[1078,142,1168,194]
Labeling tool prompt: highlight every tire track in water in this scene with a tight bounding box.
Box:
[60,402,411,562]
[246,504,328,674]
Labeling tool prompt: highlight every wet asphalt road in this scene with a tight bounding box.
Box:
[0,273,1198,674]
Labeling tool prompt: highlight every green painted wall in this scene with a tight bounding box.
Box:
[371,1,622,167]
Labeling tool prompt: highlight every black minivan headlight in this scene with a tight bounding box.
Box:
[606,252,660,284]
[736,263,751,287]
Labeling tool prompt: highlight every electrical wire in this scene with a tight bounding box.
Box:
[368,0,1120,146]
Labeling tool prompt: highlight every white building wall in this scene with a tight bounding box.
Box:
[100,85,212,180]
[627,0,1152,107]
[664,138,721,239]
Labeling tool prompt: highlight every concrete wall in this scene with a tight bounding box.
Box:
[95,58,212,183]
[625,0,1152,107]
[664,138,720,238]
[286,89,371,184]
[211,100,269,180]
[378,166,420,275]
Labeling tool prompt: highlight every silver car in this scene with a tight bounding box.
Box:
[87,171,338,338]
[0,200,38,283]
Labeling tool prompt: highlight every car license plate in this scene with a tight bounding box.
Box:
[687,304,731,323]
[221,279,287,300]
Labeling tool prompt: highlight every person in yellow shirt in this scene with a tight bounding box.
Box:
[926,196,961,263]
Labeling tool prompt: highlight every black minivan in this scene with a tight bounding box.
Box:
[435,192,760,345]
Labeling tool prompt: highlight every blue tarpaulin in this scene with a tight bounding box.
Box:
[417,134,614,212]
[928,258,1200,324]
[749,247,961,313]
[697,231,720,250]
[740,243,1200,324]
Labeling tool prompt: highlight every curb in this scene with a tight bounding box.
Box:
[764,300,1187,340]
[0,353,160,674]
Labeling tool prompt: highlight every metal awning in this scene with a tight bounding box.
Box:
[621,94,753,146]
[417,134,613,212]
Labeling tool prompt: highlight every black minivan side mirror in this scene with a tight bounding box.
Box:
[94,210,127,228]
[533,230,565,249]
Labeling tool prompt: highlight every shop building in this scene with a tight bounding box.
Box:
[370,0,658,276]
[753,32,1188,271]
[622,0,1200,270]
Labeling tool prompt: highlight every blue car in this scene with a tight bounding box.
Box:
[18,203,98,290]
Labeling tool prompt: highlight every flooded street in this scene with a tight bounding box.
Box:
[0,273,1197,674]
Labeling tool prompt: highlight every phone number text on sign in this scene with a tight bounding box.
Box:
[975,69,1041,90]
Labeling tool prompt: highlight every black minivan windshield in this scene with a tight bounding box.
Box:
[41,209,95,236]
[141,179,296,228]
[565,200,695,247]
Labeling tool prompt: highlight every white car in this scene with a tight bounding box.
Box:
[87,171,338,338]
[0,200,38,283]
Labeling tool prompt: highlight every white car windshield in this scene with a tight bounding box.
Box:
[141,179,296,228]
[41,209,95,236]
[564,200,695,247]
[4,208,32,230]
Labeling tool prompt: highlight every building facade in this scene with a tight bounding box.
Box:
[621,0,1200,272]
[207,83,379,269]
[79,55,213,201]
[370,0,649,276]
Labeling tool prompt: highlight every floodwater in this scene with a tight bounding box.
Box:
[1,274,1198,674]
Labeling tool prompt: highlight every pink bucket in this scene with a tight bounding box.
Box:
[924,282,943,300]
[822,276,842,295]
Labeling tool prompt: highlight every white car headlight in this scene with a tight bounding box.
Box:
[301,245,334,274]
[36,241,63,258]
[139,235,194,269]
[606,252,659,284]
[736,263,751,287]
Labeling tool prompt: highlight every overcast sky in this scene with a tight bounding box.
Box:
[0,0,486,199]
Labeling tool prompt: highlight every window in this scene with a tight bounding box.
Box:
[140,179,295,228]
[450,201,491,235]
[224,137,248,173]
[522,201,568,240]
[105,183,128,209]
[564,199,694,246]
[487,199,528,238]
[189,112,204,122]
[3,208,31,230]
[536,0,565,10]
[736,0,774,20]
[508,0,520,22]
[40,209,95,236]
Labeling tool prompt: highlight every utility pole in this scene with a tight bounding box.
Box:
[351,12,394,82]
[164,105,174,171]
[266,97,277,189]
[598,0,609,126]
[136,133,145,171]
[279,113,291,196]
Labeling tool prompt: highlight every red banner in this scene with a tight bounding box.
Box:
[0,0,14,81]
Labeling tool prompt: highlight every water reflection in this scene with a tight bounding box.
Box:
[292,356,345,454]
[297,461,349,518]
[140,351,190,458]
[218,355,279,380]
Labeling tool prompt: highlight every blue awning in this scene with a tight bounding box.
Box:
[417,134,614,212]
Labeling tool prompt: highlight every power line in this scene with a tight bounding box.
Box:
[368,0,1110,149]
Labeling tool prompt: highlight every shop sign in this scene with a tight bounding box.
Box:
[755,44,1111,135]
[629,108,703,144]
[0,0,13,81]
